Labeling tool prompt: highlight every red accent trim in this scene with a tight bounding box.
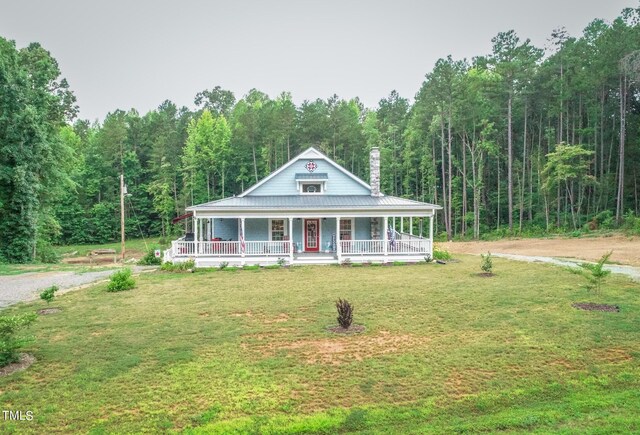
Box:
[171,212,193,224]
[304,219,320,252]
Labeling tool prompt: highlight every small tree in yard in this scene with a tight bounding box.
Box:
[481,252,493,274]
[0,313,37,367]
[580,251,612,293]
[336,299,353,329]
[40,285,58,304]
[107,268,135,292]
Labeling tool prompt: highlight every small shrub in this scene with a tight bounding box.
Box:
[40,285,58,304]
[341,258,352,267]
[480,252,493,274]
[107,268,135,292]
[219,261,229,270]
[0,313,37,367]
[580,251,612,293]
[138,247,162,265]
[36,239,60,264]
[433,248,452,261]
[161,259,195,272]
[276,258,287,267]
[336,298,353,329]
[424,254,432,263]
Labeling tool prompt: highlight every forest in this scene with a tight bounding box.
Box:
[1,6,639,263]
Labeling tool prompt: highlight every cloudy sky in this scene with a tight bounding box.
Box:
[1,0,634,121]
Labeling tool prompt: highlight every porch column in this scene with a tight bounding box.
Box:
[336,217,342,263]
[400,217,404,234]
[419,217,423,238]
[289,217,294,264]
[429,214,434,258]
[193,215,199,255]
[240,217,246,262]
[410,217,413,236]
[383,216,388,258]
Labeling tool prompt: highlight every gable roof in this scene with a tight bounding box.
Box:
[238,147,373,197]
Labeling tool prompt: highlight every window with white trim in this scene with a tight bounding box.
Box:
[339,219,353,240]
[270,219,288,241]
[300,182,323,194]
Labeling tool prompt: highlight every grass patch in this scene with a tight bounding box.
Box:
[1,255,639,432]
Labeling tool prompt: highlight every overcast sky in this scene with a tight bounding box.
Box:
[0,0,634,121]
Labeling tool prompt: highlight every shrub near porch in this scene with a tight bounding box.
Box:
[0,257,639,433]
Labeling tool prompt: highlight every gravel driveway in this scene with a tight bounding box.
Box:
[492,253,640,282]
[0,266,157,309]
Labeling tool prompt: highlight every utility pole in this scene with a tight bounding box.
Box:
[120,173,125,261]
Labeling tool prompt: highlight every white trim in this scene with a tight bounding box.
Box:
[268,218,288,241]
[239,147,372,197]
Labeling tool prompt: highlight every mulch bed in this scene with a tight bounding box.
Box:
[327,325,366,334]
[572,302,620,313]
[37,308,62,315]
[0,354,35,377]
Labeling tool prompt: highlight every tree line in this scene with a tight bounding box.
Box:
[1,6,639,263]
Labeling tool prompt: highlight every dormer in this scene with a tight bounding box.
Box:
[295,173,328,194]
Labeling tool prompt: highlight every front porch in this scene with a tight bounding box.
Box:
[165,215,434,267]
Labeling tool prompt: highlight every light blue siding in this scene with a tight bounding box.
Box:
[245,218,268,240]
[214,218,238,241]
[354,217,371,239]
[248,157,370,196]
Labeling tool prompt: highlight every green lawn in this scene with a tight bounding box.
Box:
[0,257,639,433]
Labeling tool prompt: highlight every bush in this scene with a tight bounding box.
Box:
[138,247,162,265]
[433,248,452,261]
[277,258,287,267]
[0,313,37,367]
[481,252,493,274]
[336,298,353,329]
[341,258,352,266]
[107,268,135,292]
[36,239,60,264]
[40,285,59,304]
[160,259,195,272]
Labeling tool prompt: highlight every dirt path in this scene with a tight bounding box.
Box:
[0,266,157,309]
[441,235,640,266]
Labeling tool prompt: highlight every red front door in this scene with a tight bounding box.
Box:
[304,219,320,252]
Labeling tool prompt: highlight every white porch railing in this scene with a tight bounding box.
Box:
[340,240,385,254]
[244,241,290,256]
[200,241,241,256]
[340,239,431,255]
[389,238,431,254]
[171,238,430,258]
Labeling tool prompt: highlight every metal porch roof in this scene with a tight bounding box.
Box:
[187,195,441,211]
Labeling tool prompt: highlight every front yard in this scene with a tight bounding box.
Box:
[0,256,639,433]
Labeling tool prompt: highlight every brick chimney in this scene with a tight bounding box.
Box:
[370,147,380,196]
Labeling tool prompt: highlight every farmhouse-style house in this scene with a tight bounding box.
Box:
[165,147,440,266]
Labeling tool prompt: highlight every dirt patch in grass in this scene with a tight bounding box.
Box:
[444,368,495,399]
[592,348,633,364]
[37,307,62,315]
[250,331,427,365]
[327,325,366,334]
[0,354,35,377]
[572,302,620,312]
[475,272,494,278]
